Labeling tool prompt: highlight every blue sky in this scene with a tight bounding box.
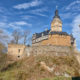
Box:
[0,0,80,51]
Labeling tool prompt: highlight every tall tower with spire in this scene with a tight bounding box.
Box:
[32,8,75,48]
[51,9,62,32]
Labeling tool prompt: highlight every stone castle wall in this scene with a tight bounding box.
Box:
[30,45,73,56]
[8,44,74,60]
[32,34,71,47]
[41,34,71,46]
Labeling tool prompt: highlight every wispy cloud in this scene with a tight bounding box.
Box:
[60,13,72,19]
[13,0,42,10]
[0,22,9,29]
[28,8,48,17]
[20,7,48,18]
[31,12,48,17]
[66,0,80,11]
[13,21,31,26]
[0,20,32,45]
[9,21,32,30]
[21,15,34,20]
[72,14,80,50]
[60,12,78,20]
[0,6,12,16]
[0,21,32,30]
[0,22,7,27]
[29,8,48,13]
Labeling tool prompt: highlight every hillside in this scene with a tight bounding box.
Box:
[0,53,80,80]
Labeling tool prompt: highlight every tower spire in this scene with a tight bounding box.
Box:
[51,6,62,32]
[54,6,60,19]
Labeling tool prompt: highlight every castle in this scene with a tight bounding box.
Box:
[32,9,75,47]
[8,9,76,59]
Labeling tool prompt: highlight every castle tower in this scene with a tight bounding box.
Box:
[51,9,62,32]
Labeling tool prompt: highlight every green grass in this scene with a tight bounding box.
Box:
[0,70,17,80]
[40,76,71,80]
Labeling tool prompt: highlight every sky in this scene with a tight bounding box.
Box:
[0,0,80,51]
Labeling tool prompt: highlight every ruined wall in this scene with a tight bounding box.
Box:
[8,44,26,58]
[41,34,71,46]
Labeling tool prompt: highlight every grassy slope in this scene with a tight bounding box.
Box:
[0,54,80,80]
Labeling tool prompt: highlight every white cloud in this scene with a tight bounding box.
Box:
[21,15,34,20]
[14,21,30,26]
[0,21,32,30]
[66,0,80,11]
[0,22,6,27]
[30,8,48,13]
[13,0,42,9]
[72,14,80,50]
[9,21,32,29]
[0,22,9,29]
[20,7,48,18]
[60,13,71,19]
[60,12,78,20]
[32,12,47,17]
[28,7,48,17]
[0,21,32,45]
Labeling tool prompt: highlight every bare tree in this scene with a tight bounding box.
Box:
[0,43,5,53]
[23,30,30,45]
[11,29,30,45]
[11,30,23,44]
[0,29,9,53]
[0,30,9,42]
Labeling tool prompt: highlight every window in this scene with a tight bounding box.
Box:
[18,49,20,53]
[18,49,21,58]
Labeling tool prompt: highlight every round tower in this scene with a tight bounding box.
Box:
[51,9,62,32]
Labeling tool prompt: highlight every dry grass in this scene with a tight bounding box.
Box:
[0,54,80,80]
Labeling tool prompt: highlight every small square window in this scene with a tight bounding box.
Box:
[18,49,20,53]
